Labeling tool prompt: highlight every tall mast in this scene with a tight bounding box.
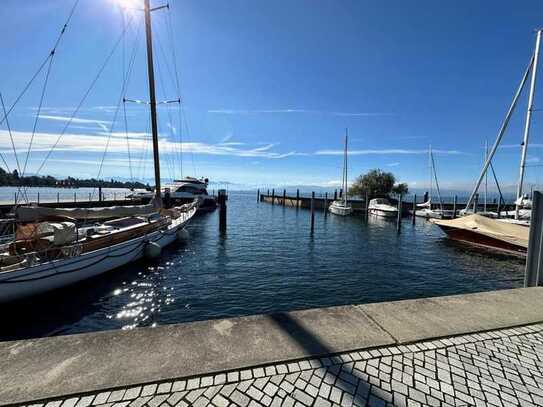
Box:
[516,29,542,219]
[484,140,488,213]
[144,0,162,204]
[428,145,432,207]
[344,129,348,206]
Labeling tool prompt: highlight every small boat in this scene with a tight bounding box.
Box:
[368,198,398,218]
[329,130,352,216]
[414,146,450,219]
[431,214,528,256]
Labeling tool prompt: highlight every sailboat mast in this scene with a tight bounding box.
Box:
[344,129,348,206]
[144,0,162,203]
[516,29,542,219]
[428,145,432,208]
[484,140,488,213]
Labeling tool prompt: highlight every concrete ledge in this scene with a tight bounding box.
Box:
[1,287,542,405]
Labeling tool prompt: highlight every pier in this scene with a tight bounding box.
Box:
[259,192,515,214]
[2,287,543,406]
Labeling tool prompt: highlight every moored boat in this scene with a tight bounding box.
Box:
[430,214,528,256]
[329,130,352,216]
[368,198,398,218]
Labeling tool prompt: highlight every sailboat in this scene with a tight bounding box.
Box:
[432,29,543,254]
[415,145,450,219]
[329,130,353,216]
[0,0,199,302]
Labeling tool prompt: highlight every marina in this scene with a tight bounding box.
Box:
[1,1,543,405]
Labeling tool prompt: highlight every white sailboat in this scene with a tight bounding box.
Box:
[329,130,353,216]
[0,0,199,302]
[415,146,449,219]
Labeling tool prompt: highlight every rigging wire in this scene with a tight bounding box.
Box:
[0,93,22,177]
[34,15,135,177]
[93,16,142,200]
[0,0,80,127]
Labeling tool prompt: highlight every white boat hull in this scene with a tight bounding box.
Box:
[0,211,194,303]
[329,202,352,216]
[369,208,398,218]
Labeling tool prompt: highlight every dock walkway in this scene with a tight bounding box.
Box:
[2,288,543,406]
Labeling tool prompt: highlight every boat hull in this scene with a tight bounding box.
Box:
[435,224,527,257]
[329,204,352,216]
[369,209,398,218]
[0,213,194,303]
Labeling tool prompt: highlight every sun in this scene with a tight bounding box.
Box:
[112,0,142,12]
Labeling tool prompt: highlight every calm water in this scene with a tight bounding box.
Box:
[1,191,525,341]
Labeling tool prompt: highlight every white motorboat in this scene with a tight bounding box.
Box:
[329,130,352,216]
[368,198,398,218]
[163,177,217,212]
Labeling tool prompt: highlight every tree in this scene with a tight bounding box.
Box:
[391,183,409,196]
[349,169,396,198]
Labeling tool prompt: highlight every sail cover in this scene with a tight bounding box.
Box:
[417,200,431,208]
[16,204,157,222]
[430,214,529,248]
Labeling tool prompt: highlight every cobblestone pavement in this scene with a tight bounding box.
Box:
[27,323,543,407]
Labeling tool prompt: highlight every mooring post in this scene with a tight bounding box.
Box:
[412,194,416,225]
[88,192,91,202]
[296,189,300,209]
[74,192,77,203]
[423,191,428,204]
[271,189,275,205]
[473,193,479,213]
[339,188,343,198]
[37,192,40,205]
[453,195,457,218]
[283,189,286,206]
[57,192,60,203]
[267,189,270,196]
[310,191,315,233]
[365,191,369,218]
[324,192,328,216]
[98,186,103,202]
[334,189,337,200]
[257,189,260,203]
[397,194,402,231]
[497,199,501,219]
[218,189,227,233]
[525,190,543,287]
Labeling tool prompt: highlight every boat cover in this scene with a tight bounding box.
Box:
[16,204,157,222]
[430,214,529,248]
[417,200,431,208]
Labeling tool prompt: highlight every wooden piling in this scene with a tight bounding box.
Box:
[98,186,103,202]
[397,194,402,231]
[296,189,300,209]
[334,190,337,200]
[310,191,315,233]
[74,192,77,203]
[412,194,416,225]
[339,188,343,199]
[324,192,328,216]
[257,189,260,203]
[271,189,275,205]
[57,192,60,203]
[453,195,457,218]
[218,189,227,233]
[283,189,286,206]
[37,192,40,204]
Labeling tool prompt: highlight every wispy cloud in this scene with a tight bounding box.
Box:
[39,115,111,132]
[208,108,392,117]
[315,148,465,156]
[387,162,401,167]
[0,130,300,160]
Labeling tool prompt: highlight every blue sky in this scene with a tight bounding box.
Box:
[1,0,543,191]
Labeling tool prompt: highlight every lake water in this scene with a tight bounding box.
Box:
[1,190,525,341]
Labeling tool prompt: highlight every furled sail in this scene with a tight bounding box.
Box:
[16,204,157,222]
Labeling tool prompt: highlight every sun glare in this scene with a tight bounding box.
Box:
[112,0,142,14]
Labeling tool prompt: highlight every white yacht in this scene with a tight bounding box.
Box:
[368,198,398,218]
[329,130,353,216]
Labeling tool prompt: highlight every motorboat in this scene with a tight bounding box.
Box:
[368,198,398,218]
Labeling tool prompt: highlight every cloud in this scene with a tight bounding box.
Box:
[39,115,111,132]
[387,162,400,167]
[0,129,299,160]
[314,148,465,156]
[208,109,392,117]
